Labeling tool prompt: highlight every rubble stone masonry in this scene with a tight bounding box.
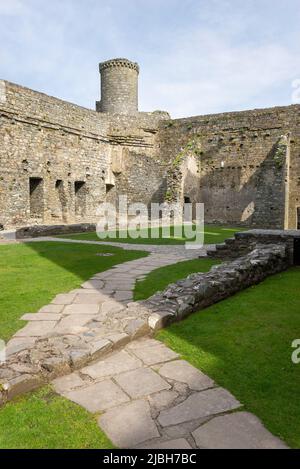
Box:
[1,58,300,230]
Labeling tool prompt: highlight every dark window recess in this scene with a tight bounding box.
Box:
[297,208,300,230]
[75,181,87,216]
[184,196,196,220]
[294,237,300,266]
[29,177,44,218]
[106,183,114,194]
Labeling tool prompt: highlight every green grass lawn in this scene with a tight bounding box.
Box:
[0,241,147,342]
[58,225,244,245]
[0,387,114,449]
[134,258,220,301]
[156,267,300,448]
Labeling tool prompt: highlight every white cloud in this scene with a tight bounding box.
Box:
[140,15,300,117]
[0,0,299,117]
[0,0,24,15]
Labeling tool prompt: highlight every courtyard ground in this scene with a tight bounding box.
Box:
[156,267,300,448]
[0,239,208,448]
[58,224,243,245]
[0,236,297,448]
[0,241,147,342]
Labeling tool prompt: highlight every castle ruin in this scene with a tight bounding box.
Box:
[0,58,299,230]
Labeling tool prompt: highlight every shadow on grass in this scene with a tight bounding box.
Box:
[0,240,148,341]
[55,224,245,245]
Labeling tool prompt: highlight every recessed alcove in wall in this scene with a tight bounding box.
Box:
[106,183,114,194]
[29,177,44,218]
[55,180,67,221]
[75,181,87,216]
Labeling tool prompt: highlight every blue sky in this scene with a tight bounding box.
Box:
[0,0,300,117]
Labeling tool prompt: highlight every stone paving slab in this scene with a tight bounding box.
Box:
[114,367,171,398]
[63,379,130,413]
[158,360,215,391]
[82,350,142,380]
[52,372,85,393]
[21,313,62,322]
[50,336,288,449]
[81,280,105,290]
[5,337,36,356]
[137,438,192,449]
[52,293,77,305]
[192,412,288,449]
[39,304,64,314]
[148,390,179,411]
[129,341,179,365]
[158,388,241,427]
[98,400,160,448]
[63,304,100,315]
[100,300,124,315]
[73,293,107,304]
[2,239,288,449]
[54,314,96,332]
[14,321,57,337]
[114,291,133,301]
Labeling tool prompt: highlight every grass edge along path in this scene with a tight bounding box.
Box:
[0,241,147,342]
[157,267,300,448]
[0,386,114,449]
[134,257,220,301]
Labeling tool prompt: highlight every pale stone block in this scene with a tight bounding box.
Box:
[158,360,214,391]
[63,304,99,315]
[192,412,288,449]
[148,390,179,411]
[100,300,124,315]
[158,388,241,427]
[64,379,130,413]
[130,342,179,365]
[21,313,61,322]
[14,321,57,337]
[39,304,64,314]
[138,438,192,449]
[115,367,171,398]
[52,293,77,305]
[98,400,159,448]
[52,372,85,393]
[81,280,104,289]
[73,293,107,304]
[55,314,95,332]
[82,350,142,380]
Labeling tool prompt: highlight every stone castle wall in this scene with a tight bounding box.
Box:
[0,80,168,229]
[1,68,300,231]
[159,105,300,229]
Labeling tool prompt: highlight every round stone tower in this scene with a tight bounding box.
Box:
[98,58,139,115]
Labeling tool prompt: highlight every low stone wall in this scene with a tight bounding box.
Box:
[208,229,300,263]
[144,243,290,330]
[16,223,96,239]
[0,243,290,405]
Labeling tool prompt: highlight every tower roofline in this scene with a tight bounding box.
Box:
[99,58,139,74]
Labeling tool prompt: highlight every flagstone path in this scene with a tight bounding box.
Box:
[3,237,288,449]
[8,239,207,356]
[53,337,287,449]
